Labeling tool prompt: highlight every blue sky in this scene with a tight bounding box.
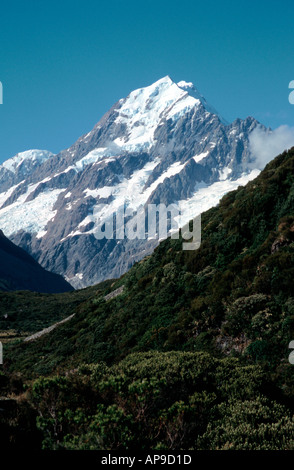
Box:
[0,0,294,163]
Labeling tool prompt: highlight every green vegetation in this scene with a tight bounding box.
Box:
[0,280,113,335]
[1,148,294,449]
[1,352,293,450]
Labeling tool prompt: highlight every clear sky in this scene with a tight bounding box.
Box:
[0,0,294,163]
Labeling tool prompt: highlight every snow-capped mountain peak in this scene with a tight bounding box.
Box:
[1,149,54,174]
[113,76,227,153]
[0,76,265,288]
[0,149,55,193]
[177,80,227,124]
[121,75,201,122]
[112,75,201,153]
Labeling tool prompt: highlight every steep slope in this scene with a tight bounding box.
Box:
[0,77,263,287]
[7,147,294,392]
[0,229,73,293]
[0,149,55,192]
[3,147,294,451]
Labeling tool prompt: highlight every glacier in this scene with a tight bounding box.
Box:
[0,76,267,287]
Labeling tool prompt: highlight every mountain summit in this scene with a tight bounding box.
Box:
[176,78,227,124]
[0,77,264,287]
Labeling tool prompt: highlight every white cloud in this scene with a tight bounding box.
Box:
[249,125,294,170]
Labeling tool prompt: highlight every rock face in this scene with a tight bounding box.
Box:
[0,150,55,193]
[0,229,73,293]
[0,76,265,288]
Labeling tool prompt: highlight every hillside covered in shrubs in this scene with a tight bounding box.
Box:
[1,147,294,449]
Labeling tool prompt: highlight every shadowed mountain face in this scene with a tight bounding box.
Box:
[0,76,265,288]
[0,229,73,293]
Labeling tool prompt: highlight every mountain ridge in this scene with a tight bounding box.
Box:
[0,76,265,287]
[0,229,73,293]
